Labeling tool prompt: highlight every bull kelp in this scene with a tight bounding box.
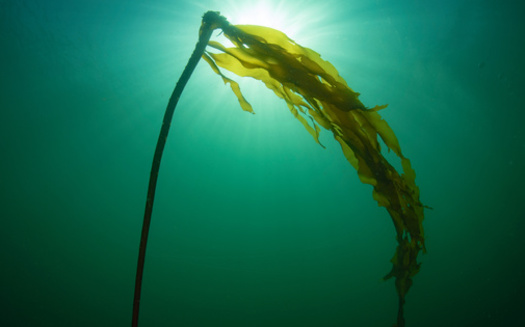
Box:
[132,11,426,327]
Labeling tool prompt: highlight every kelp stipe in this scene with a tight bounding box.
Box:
[132,11,425,327]
[131,11,226,327]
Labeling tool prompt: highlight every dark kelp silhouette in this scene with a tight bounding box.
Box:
[132,11,426,327]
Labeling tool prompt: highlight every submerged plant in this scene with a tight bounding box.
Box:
[132,11,426,327]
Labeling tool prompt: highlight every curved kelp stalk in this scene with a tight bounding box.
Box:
[132,11,426,327]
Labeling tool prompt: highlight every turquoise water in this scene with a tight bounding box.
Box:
[1,0,524,326]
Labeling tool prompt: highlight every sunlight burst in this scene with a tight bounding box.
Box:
[225,1,299,38]
[209,0,335,46]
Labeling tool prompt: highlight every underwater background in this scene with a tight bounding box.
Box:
[1,0,524,326]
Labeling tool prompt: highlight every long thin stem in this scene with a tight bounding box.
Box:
[131,12,224,327]
[397,296,405,327]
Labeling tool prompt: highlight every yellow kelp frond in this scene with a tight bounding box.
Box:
[201,14,426,317]
[202,52,254,113]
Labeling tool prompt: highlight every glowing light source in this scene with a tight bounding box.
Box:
[209,0,335,44]
[226,1,298,38]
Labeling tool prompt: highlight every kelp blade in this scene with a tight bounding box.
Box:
[203,21,425,306]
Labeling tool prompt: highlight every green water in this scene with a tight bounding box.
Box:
[1,0,524,326]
